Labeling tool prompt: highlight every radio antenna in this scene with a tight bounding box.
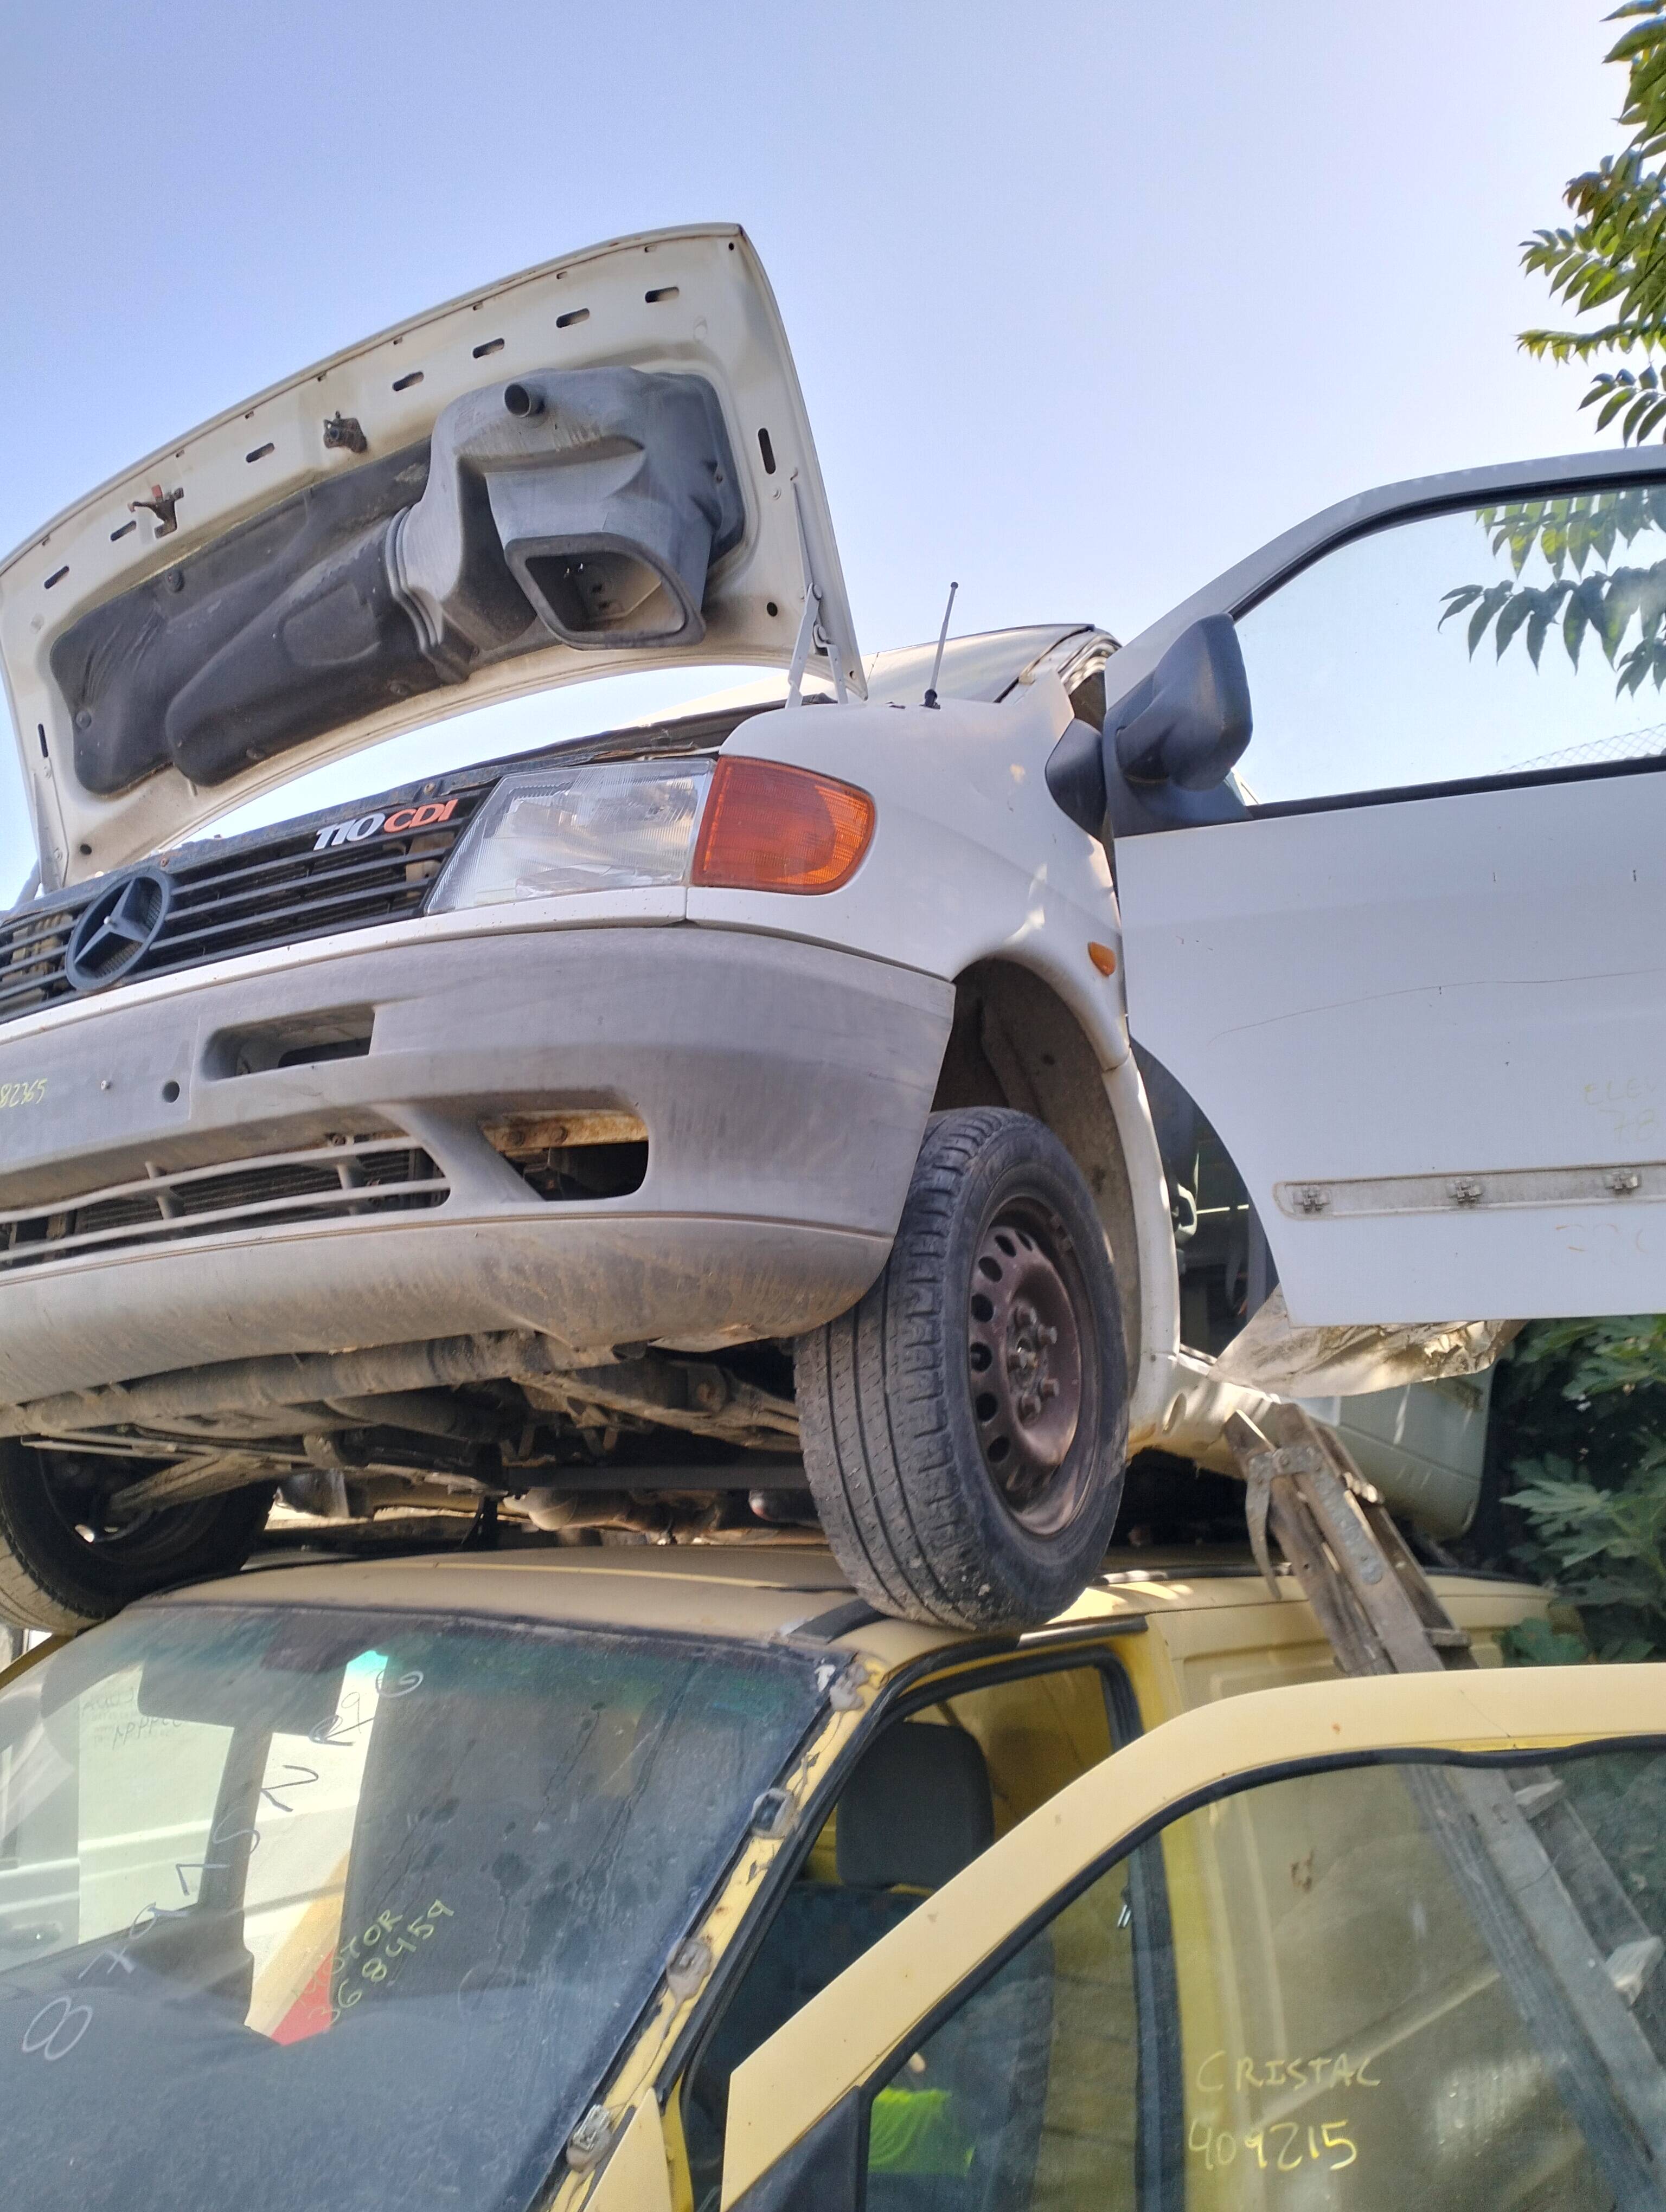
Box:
[922,581,959,709]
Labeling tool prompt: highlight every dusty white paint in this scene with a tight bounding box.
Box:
[1118,770,1666,1322]
[0,225,858,883]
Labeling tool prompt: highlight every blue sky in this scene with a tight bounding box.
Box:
[0,0,1631,889]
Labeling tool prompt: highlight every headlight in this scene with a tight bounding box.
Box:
[431,755,875,913]
[430,758,710,911]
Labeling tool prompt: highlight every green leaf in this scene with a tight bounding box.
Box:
[1438,585,1484,629]
[1617,639,1653,692]
[1494,590,1539,658]
[1500,1616,1591,1666]
[1468,581,1515,655]
[1598,565,1646,657]
[1565,580,1594,665]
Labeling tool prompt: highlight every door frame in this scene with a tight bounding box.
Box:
[720,1663,1666,2206]
[664,1621,1152,2177]
[1103,443,1666,828]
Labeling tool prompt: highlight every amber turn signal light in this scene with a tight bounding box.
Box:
[691,757,875,893]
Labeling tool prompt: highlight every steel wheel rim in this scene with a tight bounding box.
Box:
[966,1194,1097,1535]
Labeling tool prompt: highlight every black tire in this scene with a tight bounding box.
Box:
[0,1444,275,1634]
[796,1107,1129,1631]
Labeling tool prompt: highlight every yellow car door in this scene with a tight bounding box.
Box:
[719,1666,1666,2212]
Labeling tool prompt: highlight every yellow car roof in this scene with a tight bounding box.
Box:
[153,1539,1545,1674]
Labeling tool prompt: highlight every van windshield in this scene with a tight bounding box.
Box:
[192,661,778,848]
[0,1601,825,2212]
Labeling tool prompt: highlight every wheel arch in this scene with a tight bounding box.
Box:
[930,957,1179,1393]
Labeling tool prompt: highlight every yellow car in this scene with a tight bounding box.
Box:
[2,1539,1657,2211]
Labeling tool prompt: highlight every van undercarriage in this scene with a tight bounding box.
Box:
[5,1327,811,1546]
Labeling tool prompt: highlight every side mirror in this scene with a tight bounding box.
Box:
[1111,614,1251,791]
[1045,615,1255,839]
[1042,717,1108,835]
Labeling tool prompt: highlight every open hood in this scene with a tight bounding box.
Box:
[0,224,861,887]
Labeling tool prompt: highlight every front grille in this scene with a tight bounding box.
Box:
[0,789,486,1028]
[0,1136,446,1274]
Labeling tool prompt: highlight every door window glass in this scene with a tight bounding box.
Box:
[861,1745,1666,2210]
[867,1867,1148,2212]
[685,1666,1119,2209]
[1232,487,1666,805]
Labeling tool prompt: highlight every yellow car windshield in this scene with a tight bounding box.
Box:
[0,1602,824,2212]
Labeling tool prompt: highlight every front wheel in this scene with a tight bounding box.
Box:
[0,1445,275,1634]
[796,1108,1129,1630]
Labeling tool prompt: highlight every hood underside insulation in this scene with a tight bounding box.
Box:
[52,368,743,795]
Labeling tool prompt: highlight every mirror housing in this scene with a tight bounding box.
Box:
[1111,614,1252,790]
[1044,616,1255,841]
[1093,615,1255,837]
[1042,717,1108,836]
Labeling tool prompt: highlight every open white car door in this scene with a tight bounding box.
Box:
[1103,451,1666,1323]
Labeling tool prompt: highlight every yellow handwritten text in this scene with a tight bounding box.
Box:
[1189,2117,1357,2174]
[1195,2050,1381,2095]
[329,1896,454,2022]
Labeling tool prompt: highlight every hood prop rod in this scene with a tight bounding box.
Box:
[785,480,849,709]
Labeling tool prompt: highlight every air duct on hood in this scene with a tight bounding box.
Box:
[52,368,745,794]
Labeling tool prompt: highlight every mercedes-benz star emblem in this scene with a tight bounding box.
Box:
[65,870,173,992]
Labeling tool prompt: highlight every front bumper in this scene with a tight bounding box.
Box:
[0,924,953,1404]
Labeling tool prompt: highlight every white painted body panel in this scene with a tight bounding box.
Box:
[1118,770,1666,1322]
[0,225,858,886]
[697,683,1212,1449]
[695,679,1129,1065]
[1296,1371,1491,1538]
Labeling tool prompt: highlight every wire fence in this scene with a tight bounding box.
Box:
[1507,722,1666,773]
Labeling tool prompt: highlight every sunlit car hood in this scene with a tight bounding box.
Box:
[0,224,861,888]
